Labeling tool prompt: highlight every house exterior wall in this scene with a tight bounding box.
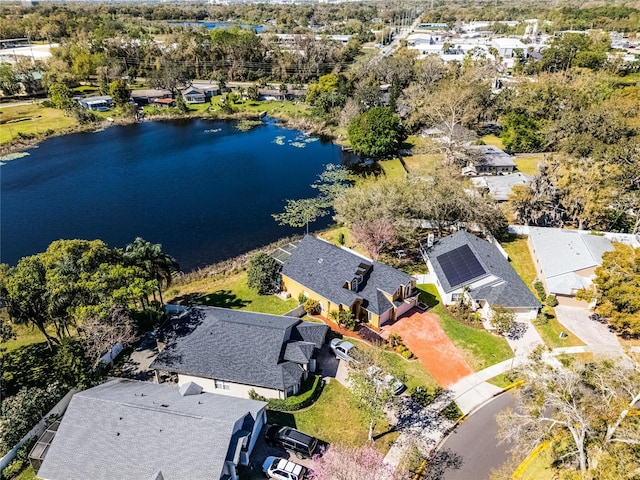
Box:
[527,234,549,292]
[281,275,346,315]
[177,374,286,400]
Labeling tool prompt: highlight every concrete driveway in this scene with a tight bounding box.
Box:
[555,305,622,350]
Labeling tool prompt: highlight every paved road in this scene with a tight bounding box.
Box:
[439,393,515,480]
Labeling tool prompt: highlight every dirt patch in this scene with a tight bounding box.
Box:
[382,309,473,388]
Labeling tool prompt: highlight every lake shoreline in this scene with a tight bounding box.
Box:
[0,104,337,157]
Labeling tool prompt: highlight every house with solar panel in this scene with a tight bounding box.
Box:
[425,231,540,321]
[275,235,418,329]
[151,306,328,400]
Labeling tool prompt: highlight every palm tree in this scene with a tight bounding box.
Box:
[124,238,180,306]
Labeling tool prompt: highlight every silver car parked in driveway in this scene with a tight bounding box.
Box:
[329,338,359,363]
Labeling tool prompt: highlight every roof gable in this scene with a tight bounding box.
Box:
[37,379,266,480]
[281,236,413,315]
[152,307,321,391]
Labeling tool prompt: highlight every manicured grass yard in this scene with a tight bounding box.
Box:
[500,235,537,292]
[514,153,546,175]
[354,339,440,392]
[0,104,77,144]
[417,284,513,371]
[267,381,399,453]
[481,134,504,149]
[402,153,444,177]
[166,271,297,315]
[518,449,555,480]
[379,158,406,179]
[208,97,310,118]
[1,321,58,353]
[535,315,585,349]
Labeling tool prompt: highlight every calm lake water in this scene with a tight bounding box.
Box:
[0,118,343,270]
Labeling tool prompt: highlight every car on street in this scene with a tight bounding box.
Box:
[262,456,306,480]
[265,425,318,459]
[366,365,406,395]
[329,338,359,363]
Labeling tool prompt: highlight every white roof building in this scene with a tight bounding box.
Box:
[527,227,615,296]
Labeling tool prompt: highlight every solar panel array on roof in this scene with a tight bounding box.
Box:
[436,244,486,287]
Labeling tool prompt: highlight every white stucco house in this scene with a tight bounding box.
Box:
[425,230,541,321]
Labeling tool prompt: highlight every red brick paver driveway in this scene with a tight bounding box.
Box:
[382,308,473,388]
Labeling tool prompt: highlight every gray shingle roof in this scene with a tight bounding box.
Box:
[283,342,316,363]
[151,307,327,391]
[466,145,517,167]
[37,379,266,480]
[427,231,540,308]
[281,236,413,315]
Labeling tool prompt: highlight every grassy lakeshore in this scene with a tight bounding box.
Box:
[0,97,321,155]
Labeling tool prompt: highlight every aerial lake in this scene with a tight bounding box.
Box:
[0,118,344,270]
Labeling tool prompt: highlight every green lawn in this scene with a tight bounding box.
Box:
[167,271,297,315]
[518,449,555,480]
[208,97,310,118]
[481,134,504,149]
[535,315,585,349]
[354,339,440,393]
[1,321,57,353]
[267,381,399,453]
[514,153,545,175]
[0,104,77,144]
[402,153,444,177]
[12,466,37,480]
[417,284,513,371]
[500,235,537,293]
[379,158,406,179]
[487,372,519,388]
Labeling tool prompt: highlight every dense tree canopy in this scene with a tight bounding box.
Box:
[347,107,405,158]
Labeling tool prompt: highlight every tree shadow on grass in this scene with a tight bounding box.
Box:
[171,290,250,309]
[418,289,440,309]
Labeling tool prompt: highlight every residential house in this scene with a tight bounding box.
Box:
[152,97,176,108]
[463,145,517,176]
[152,306,328,400]
[527,227,614,301]
[425,230,540,321]
[471,172,533,201]
[130,89,172,105]
[33,378,267,480]
[78,95,112,111]
[278,235,418,329]
[181,86,206,104]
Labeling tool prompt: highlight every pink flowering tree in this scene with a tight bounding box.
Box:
[309,444,406,480]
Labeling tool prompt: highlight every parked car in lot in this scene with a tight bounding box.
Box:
[366,365,406,395]
[262,456,306,480]
[329,338,359,363]
[265,425,318,459]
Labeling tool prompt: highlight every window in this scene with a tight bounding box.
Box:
[214,380,230,390]
[351,279,358,290]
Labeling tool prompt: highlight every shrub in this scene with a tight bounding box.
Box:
[440,401,463,421]
[410,385,443,407]
[1,436,37,479]
[248,389,267,401]
[246,252,280,294]
[303,298,320,315]
[267,375,323,411]
[545,294,559,307]
[337,232,345,245]
[387,333,403,349]
[533,281,547,302]
[401,349,413,359]
[541,305,554,317]
[297,292,308,305]
[534,313,549,326]
[337,310,357,330]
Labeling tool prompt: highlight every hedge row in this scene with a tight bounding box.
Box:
[267,375,324,412]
